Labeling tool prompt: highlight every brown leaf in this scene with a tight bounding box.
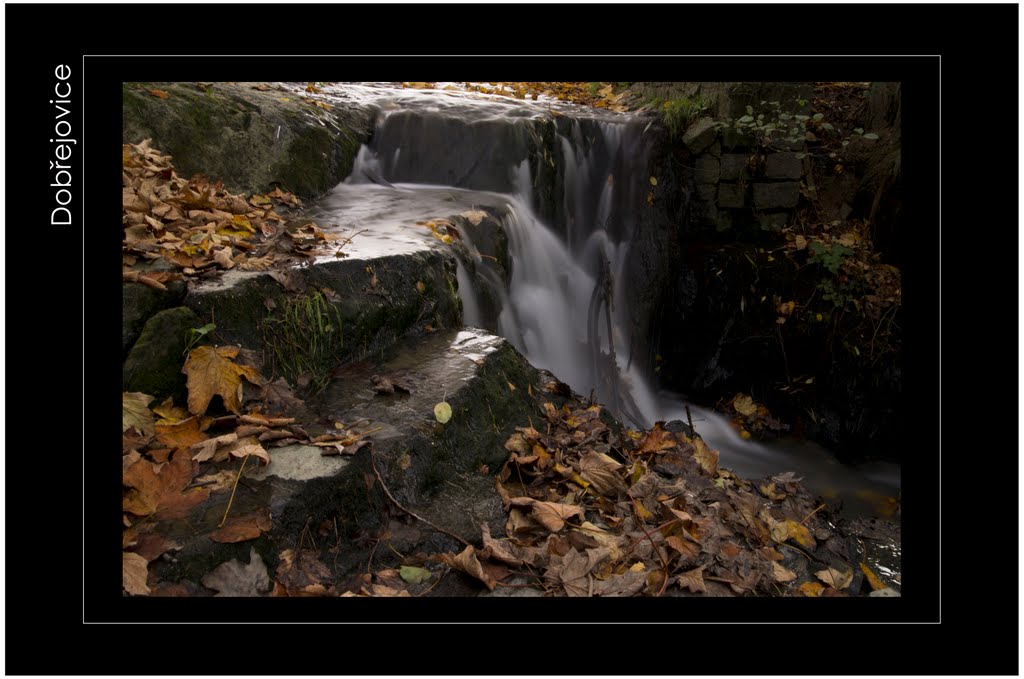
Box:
[228,439,271,466]
[460,210,488,225]
[798,581,824,597]
[190,432,238,462]
[815,567,853,590]
[542,401,559,422]
[210,511,272,543]
[148,89,171,99]
[592,569,646,597]
[132,532,182,562]
[692,437,719,475]
[193,469,237,492]
[202,547,271,596]
[123,451,210,519]
[123,552,150,596]
[155,416,207,452]
[576,452,626,497]
[666,534,701,564]
[677,565,707,593]
[276,549,332,594]
[123,392,156,436]
[439,545,496,590]
[509,497,584,532]
[183,345,262,415]
[636,422,677,454]
[772,562,798,583]
[479,524,531,566]
[213,247,236,269]
[545,547,593,597]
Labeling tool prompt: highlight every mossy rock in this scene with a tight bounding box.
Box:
[122,281,186,360]
[122,82,374,200]
[122,306,201,400]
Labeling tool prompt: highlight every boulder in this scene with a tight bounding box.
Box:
[122,306,200,400]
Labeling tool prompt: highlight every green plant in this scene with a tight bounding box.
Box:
[261,291,343,394]
[807,241,853,275]
[587,82,602,96]
[662,96,711,139]
[184,323,216,355]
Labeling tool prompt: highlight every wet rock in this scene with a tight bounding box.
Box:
[720,154,751,181]
[718,183,746,209]
[765,152,803,179]
[122,281,186,359]
[695,155,721,184]
[122,306,200,400]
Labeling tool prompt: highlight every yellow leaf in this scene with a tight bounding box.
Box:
[649,176,658,186]
[628,562,646,573]
[123,392,156,436]
[732,393,757,417]
[416,281,426,294]
[777,300,796,316]
[434,401,452,424]
[459,210,487,225]
[859,562,887,591]
[182,346,262,415]
[798,581,824,597]
[692,437,718,475]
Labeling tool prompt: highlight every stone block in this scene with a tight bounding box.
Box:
[720,154,750,181]
[753,182,800,209]
[694,156,720,184]
[681,117,718,154]
[696,183,717,202]
[718,183,746,209]
[122,306,201,400]
[765,152,803,179]
[758,212,789,232]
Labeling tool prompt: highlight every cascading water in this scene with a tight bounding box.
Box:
[317,83,899,513]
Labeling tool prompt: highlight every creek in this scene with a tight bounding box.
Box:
[308,83,900,516]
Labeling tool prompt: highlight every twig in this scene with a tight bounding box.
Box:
[217,454,249,528]
[685,404,696,437]
[800,503,827,525]
[370,452,471,547]
[627,492,671,596]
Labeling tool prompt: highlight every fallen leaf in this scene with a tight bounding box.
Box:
[190,432,238,462]
[732,393,757,417]
[228,439,271,466]
[213,247,236,269]
[400,566,433,585]
[859,562,887,591]
[592,569,646,597]
[123,392,156,436]
[545,547,605,597]
[677,565,707,593]
[692,437,718,475]
[509,497,584,532]
[155,416,207,452]
[182,345,262,415]
[636,422,677,454]
[439,544,496,590]
[815,567,853,590]
[148,89,171,99]
[123,552,151,596]
[434,401,452,424]
[666,534,701,563]
[209,511,271,543]
[123,452,210,519]
[203,547,271,596]
[193,469,236,492]
[772,562,798,583]
[275,549,332,595]
[576,452,626,497]
[574,522,626,561]
[798,581,824,597]
[152,397,190,423]
[460,210,488,225]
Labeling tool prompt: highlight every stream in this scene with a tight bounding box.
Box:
[306,83,900,517]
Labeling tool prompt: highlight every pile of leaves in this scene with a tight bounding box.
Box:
[122,139,339,285]
[405,395,890,598]
[122,345,372,596]
[722,393,790,439]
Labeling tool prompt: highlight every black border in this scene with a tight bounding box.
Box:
[5,3,1016,676]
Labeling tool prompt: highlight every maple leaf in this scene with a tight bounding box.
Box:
[692,437,719,475]
[545,547,598,597]
[202,548,271,596]
[636,422,677,454]
[155,416,207,452]
[576,452,626,497]
[209,511,271,543]
[123,552,151,596]
[182,345,262,415]
[122,451,210,519]
[123,392,156,436]
[666,534,701,564]
[509,497,584,532]
[677,565,707,593]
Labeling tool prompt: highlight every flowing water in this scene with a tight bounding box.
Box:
[308,83,900,516]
